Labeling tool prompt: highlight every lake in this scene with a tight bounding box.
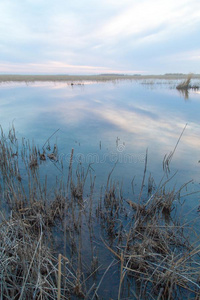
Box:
[0,79,200,299]
[1,80,200,192]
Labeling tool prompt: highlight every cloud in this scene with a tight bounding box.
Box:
[0,0,200,74]
[0,61,143,74]
[93,0,200,42]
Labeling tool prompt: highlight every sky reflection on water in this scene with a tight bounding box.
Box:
[0,80,200,203]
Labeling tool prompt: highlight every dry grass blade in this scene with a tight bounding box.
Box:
[57,254,62,300]
[91,259,115,300]
[19,232,43,300]
[138,148,148,204]
[42,128,60,150]
[163,123,187,174]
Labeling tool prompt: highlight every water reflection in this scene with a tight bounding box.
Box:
[1,80,200,300]
[140,79,200,101]
[177,88,189,100]
[0,80,200,194]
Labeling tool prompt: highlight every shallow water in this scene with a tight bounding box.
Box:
[0,80,200,298]
[0,80,200,195]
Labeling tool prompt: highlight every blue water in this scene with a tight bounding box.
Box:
[1,80,200,298]
[0,81,200,197]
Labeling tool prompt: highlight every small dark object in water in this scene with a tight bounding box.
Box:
[12,151,18,158]
[17,174,22,182]
[40,153,46,161]
[47,153,57,161]
[191,85,199,90]
[29,158,38,168]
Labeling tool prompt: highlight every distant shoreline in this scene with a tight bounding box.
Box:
[0,74,200,82]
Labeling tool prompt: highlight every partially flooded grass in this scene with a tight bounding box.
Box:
[102,182,200,299]
[176,73,200,92]
[1,73,200,84]
[0,126,200,299]
[176,73,193,90]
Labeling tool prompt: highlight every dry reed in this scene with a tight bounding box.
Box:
[0,126,200,299]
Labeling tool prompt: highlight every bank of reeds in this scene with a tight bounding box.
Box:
[97,148,200,299]
[0,126,200,299]
[176,73,199,92]
[0,126,94,299]
[176,73,193,90]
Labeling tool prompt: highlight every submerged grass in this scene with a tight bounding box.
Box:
[0,126,200,299]
[176,73,193,90]
[176,73,200,91]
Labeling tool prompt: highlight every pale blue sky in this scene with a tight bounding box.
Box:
[0,0,200,74]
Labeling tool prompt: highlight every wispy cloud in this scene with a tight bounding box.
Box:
[0,0,200,74]
[0,62,143,74]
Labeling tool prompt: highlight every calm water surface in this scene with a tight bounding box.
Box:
[1,80,200,194]
[0,80,200,298]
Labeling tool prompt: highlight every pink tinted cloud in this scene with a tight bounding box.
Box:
[0,61,145,75]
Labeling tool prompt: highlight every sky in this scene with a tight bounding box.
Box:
[0,0,200,75]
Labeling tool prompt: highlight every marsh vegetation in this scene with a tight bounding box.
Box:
[0,126,200,299]
[0,73,200,84]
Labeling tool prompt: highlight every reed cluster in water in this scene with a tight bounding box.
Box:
[0,126,200,299]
